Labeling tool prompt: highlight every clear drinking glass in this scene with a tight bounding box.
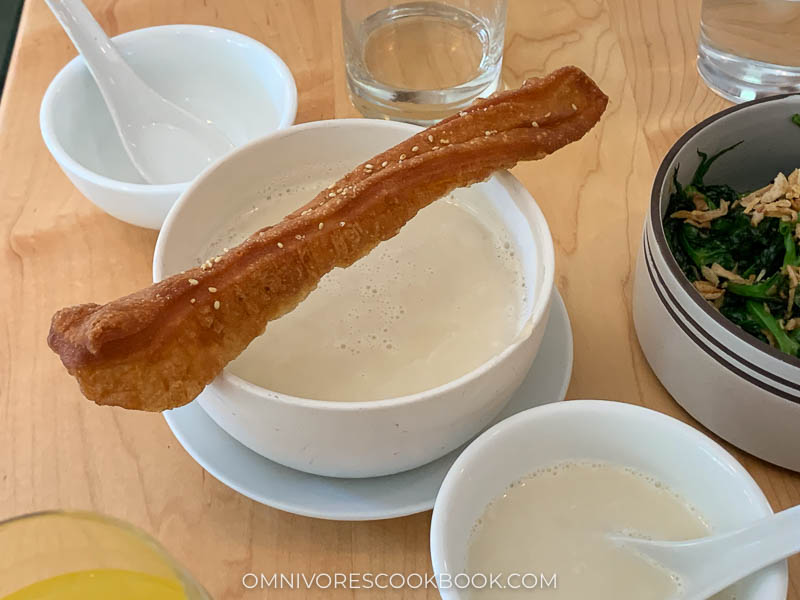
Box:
[341,0,507,124]
[0,511,211,599]
[698,0,800,102]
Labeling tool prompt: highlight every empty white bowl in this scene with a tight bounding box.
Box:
[430,400,787,600]
[40,25,297,229]
[154,119,555,478]
[634,93,800,471]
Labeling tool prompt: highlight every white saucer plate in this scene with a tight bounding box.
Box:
[164,290,573,521]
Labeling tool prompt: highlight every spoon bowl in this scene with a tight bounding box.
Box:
[40,25,297,228]
[45,0,235,185]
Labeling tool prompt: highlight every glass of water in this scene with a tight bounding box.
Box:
[698,0,800,102]
[341,0,507,124]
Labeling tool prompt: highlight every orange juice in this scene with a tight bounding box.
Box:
[2,569,188,600]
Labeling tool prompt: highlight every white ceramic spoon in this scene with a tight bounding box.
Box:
[609,504,800,600]
[45,0,234,184]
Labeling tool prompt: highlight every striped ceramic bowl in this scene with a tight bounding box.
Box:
[634,93,800,472]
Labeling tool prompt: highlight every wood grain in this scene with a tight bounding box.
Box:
[0,0,796,598]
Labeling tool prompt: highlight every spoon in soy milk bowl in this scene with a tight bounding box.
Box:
[45,0,234,184]
[609,504,800,600]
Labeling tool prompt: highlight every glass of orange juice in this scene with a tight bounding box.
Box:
[0,511,211,599]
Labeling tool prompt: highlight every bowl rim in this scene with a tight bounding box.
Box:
[650,92,800,373]
[154,117,555,412]
[39,24,298,194]
[429,399,787,598]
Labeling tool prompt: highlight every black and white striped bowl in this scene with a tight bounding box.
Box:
[634,93,800,472]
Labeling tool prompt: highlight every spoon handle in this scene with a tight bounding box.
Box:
[717,504,800,560]
[44,0,139,85]
[714,504,800,572]
[690,505,800,599]
[625,505,800,600]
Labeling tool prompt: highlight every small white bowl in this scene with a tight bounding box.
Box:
[634,93,800,471]
[430,400,787,600]
[154,119,555,478]
[40,25,297,230]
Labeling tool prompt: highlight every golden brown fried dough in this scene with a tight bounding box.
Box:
[48,66,608,411]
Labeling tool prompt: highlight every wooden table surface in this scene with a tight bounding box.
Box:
[1,0,798,598]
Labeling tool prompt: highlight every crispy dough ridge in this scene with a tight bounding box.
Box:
[48,66,608,411]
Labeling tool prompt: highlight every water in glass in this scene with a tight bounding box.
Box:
[698,0,800,102]
[342,0,507,124]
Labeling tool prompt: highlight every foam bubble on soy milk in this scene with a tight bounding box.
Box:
[202,163,348,256]
[466,461,737,600]
[203,167,528,401]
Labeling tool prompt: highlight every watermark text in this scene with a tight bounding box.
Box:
[242,572,557,591]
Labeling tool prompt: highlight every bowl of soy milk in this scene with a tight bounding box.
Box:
[154,119,554,478]
[430,400,788,600]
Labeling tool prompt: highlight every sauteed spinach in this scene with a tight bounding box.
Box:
[664,145,800,359]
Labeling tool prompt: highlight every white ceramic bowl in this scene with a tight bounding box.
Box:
[154,119,555,478]
[40,25,297,230]
[430,400,788,600]
[634,93,800,472]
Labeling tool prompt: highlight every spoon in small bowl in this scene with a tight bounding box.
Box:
[45,0,234,184]
[608,504,800,600]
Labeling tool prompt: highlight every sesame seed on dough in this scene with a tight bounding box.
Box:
[399,154,406,160]
[381,161,388,168]
[188,278,199,286]
[319,222,324,230]
[208,287,217,293]
[365,163,374,169]
[328,192,336,198]
[427,134,434,142]
[411,146,419,152]
[531,121,539,127]
[544,112,551,118]
[571,103,578,110]
[295,234,303,240]
[339,221,346,227]
[213,300,220,310]
[277,242,284,248]
[190,298,196,304]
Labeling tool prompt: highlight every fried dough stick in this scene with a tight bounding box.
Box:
[48,66,608,411]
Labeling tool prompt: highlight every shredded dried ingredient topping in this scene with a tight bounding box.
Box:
[694,280,725,300]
